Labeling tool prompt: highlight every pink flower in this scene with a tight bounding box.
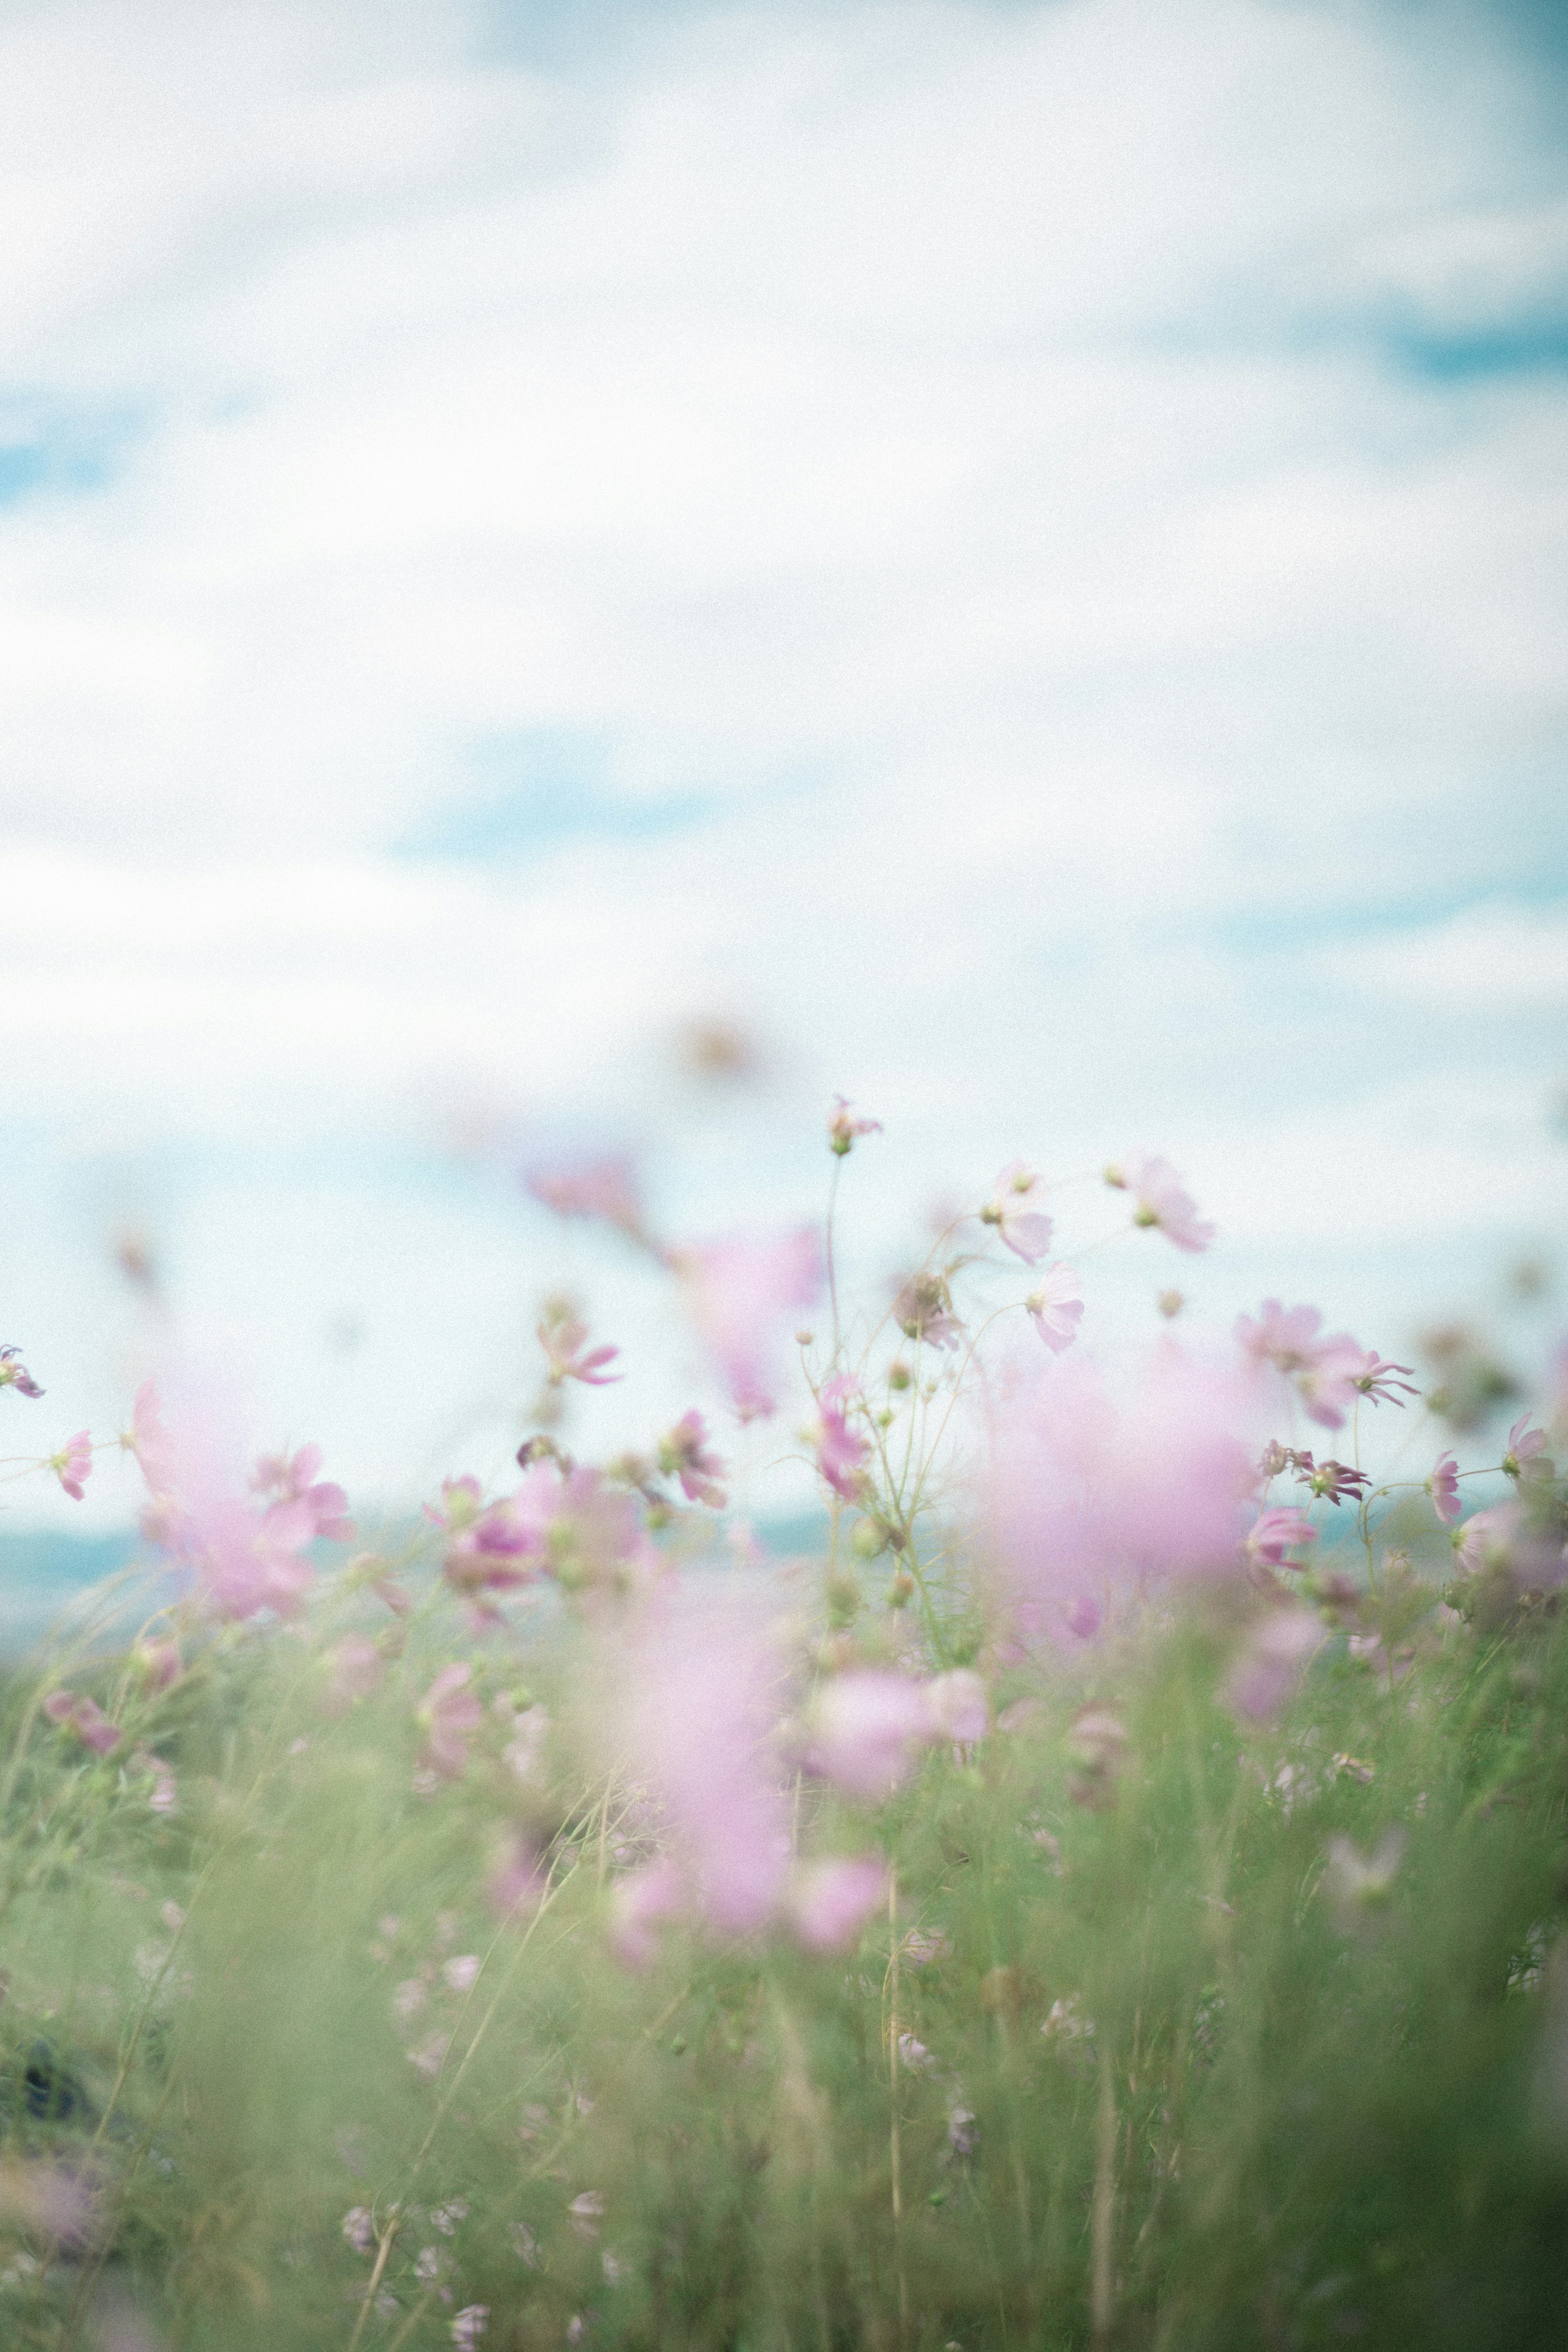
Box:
[656,1411,728,1507]
[324,1633,384,1709]
[43,1690,122,1755]
[1346,1352,1419,1407]
[980,1162,1054,1263]
[1234,1302,1368,1430]
[1024,1265,1084,1354]
[1225,1606,1324,1722]
[1292,1453,1371,1506]
[488,1836,548,1919]
[537,1306,621,1388]
[0,1346,43,1398]
[828,1096,882,1157]
[1245,1506,1317,1568]
[923,1668,988,1745]
[892,1271,962,1350]
[524,1152,646,1241]
[130,1635,183,1690]
[451,2309,489,2350]
[1108,1154,1215,1254]
[417,1664,485,1780]
[609,1858,687,1970]
[1427,1451,1461,1526]
[1503,1415,1549,1480]
[814,1376,870,1500]
[805,1670,935,1797]
[252,1443,355,1541]
[788,1855,888,1951]
[48,1431,92,1501]
[131,1381,334,1619]
[672,1227,822,1421]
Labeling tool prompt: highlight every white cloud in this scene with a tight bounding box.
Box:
[1323,900,1568,1011]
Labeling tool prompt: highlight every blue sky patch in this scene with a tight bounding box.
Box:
[393,730,716,861]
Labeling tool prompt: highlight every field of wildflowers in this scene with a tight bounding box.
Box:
[0,1108,1565,2350]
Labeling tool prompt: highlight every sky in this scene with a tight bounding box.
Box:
[1,0,1565,1535]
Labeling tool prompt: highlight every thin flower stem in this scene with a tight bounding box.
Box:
[826,1155,843,1365]
[1091,2036,1118,2342]
[886,1866,909,2352]
[345,2214,403,2352]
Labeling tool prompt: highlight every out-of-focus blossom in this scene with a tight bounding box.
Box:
[947,2105,979,2156]
[609,1858,687,1970]
[488,1837,547,1919]
[1067,1705,1127,1807]
[252,1444,355,1541]
[924,1668,988,1745]
[893,1270,962,1350]
[0,2157,93,2247]
[324,1634,384,1709]
[1226,1605,1325,1721]
[0,1346,43,1398]
[1245,1506,1318,1568]
[443,1955,482,1995]
[569,2192,605,2240]
[672,1227,822,1420]
[1322,1827,1406,1930]
[1427,1452,1461,1526]
[788,1854,888,1951]
[537,1303,621,1388]
[43,1690,122,1755]
[813,1376,870,1501]
[980,1163,1054,1264]
[47,1432,92,1500]
[902,1925,953,1967]
[525,1153,646,1242]
[1292,1454,1372,1506]
[827,1096,881,1156]
[1024,1265,1084,1354]
[1235,1301,1369,1430]
[1503,1415,1550,1481]
[140,1753,177,1814]
[1345,1352,1419,1407]
[130,1635,182,1690]
[1107,1154,1215,1254]
[130,1381,335,1621]
[805,1670,936,1796]
[342,2206,375,2255]
[417,1664,484,1780]
[451,2307,489,2348]
[656,1411,727,1508]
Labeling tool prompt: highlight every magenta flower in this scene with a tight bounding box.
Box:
[1024,1265,1084,1354]
[672,1226,822,1421]
[1225,1605,1324,1722]
[537,1307,622,1388]
[656,1411,728,1507]
[1245,1506,1317,1568]
[1503,1415,1549,1481]
[43,1690,123,1755]
[814,1375,870,1501]
[0,1346,43,1399]
[789,1854,888,1951]
[827,1096,882,1157]
[417,1664,485,1780]
[805,1670,935,1797]
[48,1431,93,1501]
[1427,1451,1461,1526]
[980,1163,1054,1264]
[252,1443,355,1541]
[524,1152,646,1241]
[1109,1153,1215,1254]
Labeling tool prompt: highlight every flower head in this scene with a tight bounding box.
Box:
[1225,1605,1324,1722]
[980,1163,1054,1264]
[0,1347,43,1399]
[1110,1153,1215,1254]
[524,1153,646,1241]
[813,1376,870,1501]
[788,1854,888,1951]
[1292,1453,1372,1506]
[251,1443,355,1541]
[1427,1451,1461,1526]
[1235,1301,1368,1429]
[805,1670,936,1797]
[537,1302,622,1388]
[1346,1351,1419,1407]
[42,1690,122,1755]
[48,1431,93,1501]
[656,1411,727,1507]
[1024,1265,1084,1354]
[1503,1415,1550,1481]
[893,1270,962,1350]
[827,1096,882,1156]
[416,1664,485,1780]
[1245,1506,1317,1568]
[672,1227,822,1421]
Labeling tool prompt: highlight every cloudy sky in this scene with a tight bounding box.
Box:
[2,0,1565,1529]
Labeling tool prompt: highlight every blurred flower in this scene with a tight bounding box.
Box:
[806,1670,935,1797]
[525,1153,646,1242]
[980,1163,1054,1263]
[788,1855,887,1951]
[537,1303,621,1389]
[451,2303,488,2347]
[1024,1265,1084,1354]
[488,1838,547,1919]
[1427,1452,1461,1526]
[1245,1506,1317,1568]
[897,2032,935,2071]
[656,1411,727,1507]
[569,2191,605,2241]
[324,1634,383,1709]
[1066,1705,1126,1807]
[672,1227,822,1420]
[1503,1415,1549,1481]
[0,1346,43,1399]
[341,2207,375,2255]
[813,1376,870,1501]
[130,1380,332,1620]
[1109,1153,1215,1254]
[893,1270,962,1350]
[609,1858,686,1971]
[417,1664,484,1780]
[947,2106,979,2156]
[828,1096,882,1156]
[42,1690,122,1755]
[443,1956,481,1994]
[902,1926,953,1967]
[1321,1827,1406,1931]
[1235,1301,1369,1429]
[47,1432,92,1501]
[252,1443,355,1541]
[130,1635,182,1690]
[924,1669,988,1745]
[1225,1605,1324,1722]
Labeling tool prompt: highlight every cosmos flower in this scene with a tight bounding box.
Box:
[827,1096,882,1156]
[672,1227,822,1420]
[0,1346,43,1399]
[980,1163,1054,1263]
[1024,1265,1084,1354]
[536,1305,622,1388]
[813,1375,871,1500]
[656,1410,728,1507]
[48,1431,92,1501]
[1245,1506,1317,1568]
[788,1855,888,1952]
[1427,1451,1461,1526]
[1108,1154,1215,1254]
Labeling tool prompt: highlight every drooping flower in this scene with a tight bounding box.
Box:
[672,1227,822,1421]
[1225,1605,1325,1722]
[1345,1352,1419,1407]
[1292,1454,1372,1506]
[1107,1154,1215,1254]
[1235,1301,1367,1429]
[1024,1265,1084,1354]
[1427,1451,1461,1526]
[417,1664,485,1780]
[813,1376,870,1501]
[1503,1415,1549,1481]
[827,1096,882,1156]
[48,1432,92,1501]
[536,1303,622,1388]
[656,1411,728,1507]
[788,1854,888,1951]
[980,1163,1054,1264]
[0,1347,43,1399]
[524,1153,646,1241]
[42,1690,122,1755]
[130,1635,183,1690]
[893,1270,962,1350]
[1245,1506,1317,1568]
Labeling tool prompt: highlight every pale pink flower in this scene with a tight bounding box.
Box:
[0,1345,43,1398]
[252,1444,355,1541]
[47,1431,92,1501]
[980,1163,1054,1264]
[569,2192,604,2241]
[656,1411,727,1507]
[1503,1415,1549,1480]
[788,1854,888,1951]
[1345,1352,1419,1407]
[1235,1299,1334,1376]
[1245,1506,1317,1568]
[537,1307,621,1388]
[1024,1265,1084,1354]
[129,1380,330,1619]
[43,1690,122,1755]
[814,1376,870,1501]
[1235,1301,1367,1429]
[1450,1502,1567,1595]
[1225,1605,1324,1721]
[672,1227,822,1420]
[130,1635,183,1690]
[805,1670,935,1797]
[923,1668,988,1746]
[1427,1451,1461,1527]
[827,1096,882,1156]
[1109,1153,1215,1254]
[892,1270,962,1350]
[324,1633,384,1709]
[525,1152,646,1240]
[609,1858,686,1970]
[417,1664,485,1780]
